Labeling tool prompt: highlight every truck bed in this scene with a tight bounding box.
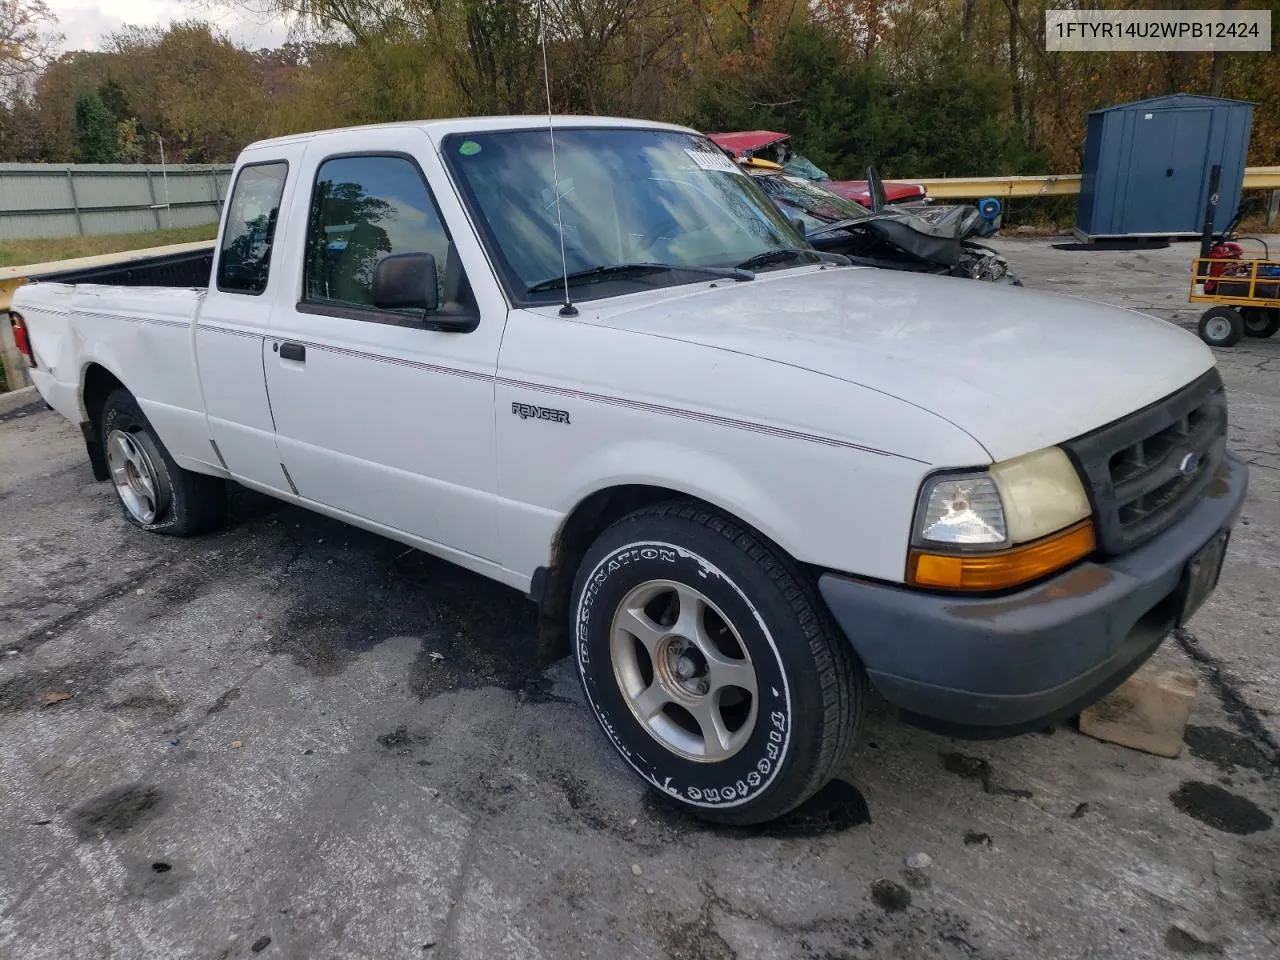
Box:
[27,244,215,288]
[15,278,208,450]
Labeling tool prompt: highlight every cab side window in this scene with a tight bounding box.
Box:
[217,161,288,295]
[302,155,452,313]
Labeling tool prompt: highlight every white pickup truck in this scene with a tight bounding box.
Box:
[11,116,1247,824]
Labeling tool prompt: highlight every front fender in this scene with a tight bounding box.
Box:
[498,413,938,585]
[556,440,799,560]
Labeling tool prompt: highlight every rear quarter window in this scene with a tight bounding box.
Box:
[217,161,289,295]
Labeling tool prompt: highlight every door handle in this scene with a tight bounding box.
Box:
[280,342,306,362]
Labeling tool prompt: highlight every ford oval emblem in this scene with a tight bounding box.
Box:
[1179,453,1201,478]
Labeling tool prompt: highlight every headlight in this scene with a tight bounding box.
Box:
[909,447,1095,591]
[990,446,1092,543]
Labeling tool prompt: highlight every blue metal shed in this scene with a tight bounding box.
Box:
[1075,94,1254,240]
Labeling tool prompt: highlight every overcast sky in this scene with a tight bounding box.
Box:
[46,1,293,53]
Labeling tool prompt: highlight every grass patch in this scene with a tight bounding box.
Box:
[0,224,217,269]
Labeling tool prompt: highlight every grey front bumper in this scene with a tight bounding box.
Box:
[818,454,1249,738]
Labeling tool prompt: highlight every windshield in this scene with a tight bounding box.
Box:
[442,127,811,305]
[753,175,870,234]
[782,153,830,181]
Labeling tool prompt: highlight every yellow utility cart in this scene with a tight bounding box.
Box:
[1191,252,1280,347]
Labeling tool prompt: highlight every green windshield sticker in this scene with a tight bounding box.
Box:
[458,140,481,157]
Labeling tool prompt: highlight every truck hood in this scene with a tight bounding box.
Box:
[586,267,1215,463]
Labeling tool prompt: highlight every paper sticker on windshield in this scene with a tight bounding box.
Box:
[458,140,482,157]
[685,149,744,175]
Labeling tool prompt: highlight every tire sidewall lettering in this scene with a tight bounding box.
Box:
[575,539,793,810]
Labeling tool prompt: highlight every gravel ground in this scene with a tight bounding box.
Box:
[1,237,1277,959]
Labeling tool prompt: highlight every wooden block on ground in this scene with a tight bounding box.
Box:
[1078,663,1199,758]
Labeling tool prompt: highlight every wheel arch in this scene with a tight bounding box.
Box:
[80,362,129,481]
[531,480,803,667]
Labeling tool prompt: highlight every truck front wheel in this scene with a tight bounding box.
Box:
[571,502,865,825]
[100,389,226,537]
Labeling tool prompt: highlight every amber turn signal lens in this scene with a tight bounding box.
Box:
[908,520,1097,592]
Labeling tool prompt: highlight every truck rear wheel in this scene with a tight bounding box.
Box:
[100,389,226,537]
[571,502,864,825]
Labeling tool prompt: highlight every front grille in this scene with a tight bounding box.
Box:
[1062,369,1227,556]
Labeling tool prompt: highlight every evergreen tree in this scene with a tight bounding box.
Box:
[74,89,119,163]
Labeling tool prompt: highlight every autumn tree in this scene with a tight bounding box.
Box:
[246,0,539,114]
[7,0,1278,173]
[0,0,60,159]
[0,0,61,98]
[104,22,270,162]
[0,94,43,159]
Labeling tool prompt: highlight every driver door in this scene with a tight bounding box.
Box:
[262,128,504,562]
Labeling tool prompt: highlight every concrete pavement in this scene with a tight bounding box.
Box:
[1,237,1277,959]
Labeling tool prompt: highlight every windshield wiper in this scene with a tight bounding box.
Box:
[734,248,813,272]
[527,262,753,294]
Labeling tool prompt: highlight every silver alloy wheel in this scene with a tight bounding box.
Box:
[610,579,758,762]
[1205,315,1234,342]
[106,429,164,524]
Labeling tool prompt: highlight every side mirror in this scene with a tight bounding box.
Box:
[373,252,438,313]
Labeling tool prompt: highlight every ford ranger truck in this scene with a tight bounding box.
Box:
[10,116,1248,825]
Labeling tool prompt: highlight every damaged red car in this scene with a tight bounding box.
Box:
[706,130,928,208]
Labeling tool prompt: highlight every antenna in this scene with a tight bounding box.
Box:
[539,1,577,318]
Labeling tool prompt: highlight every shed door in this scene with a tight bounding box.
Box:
[1122,109,1211,234]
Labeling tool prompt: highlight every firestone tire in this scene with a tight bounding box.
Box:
[571,502,865,826]
[100,388,227,537]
